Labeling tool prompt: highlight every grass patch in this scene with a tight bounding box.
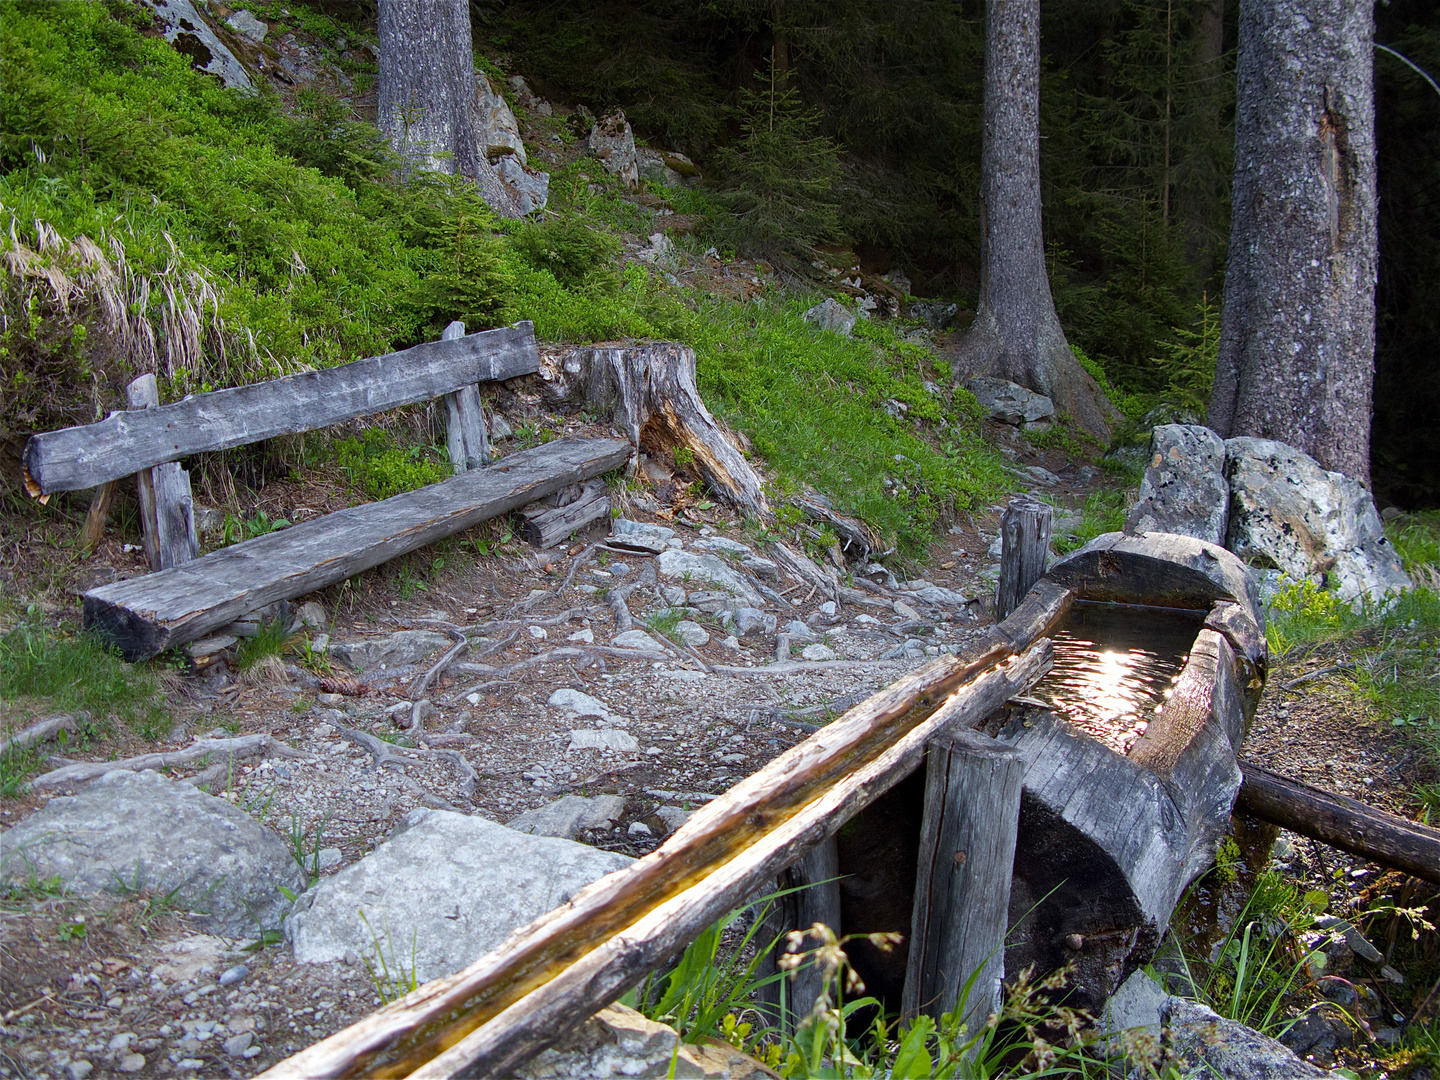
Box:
[235,617,294,672]
[0,621,168,739]
[1052,489,1130,555]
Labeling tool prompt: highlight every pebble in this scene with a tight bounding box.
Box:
[529,626,547,639]
[627,821,652,837]
[222,1031,254,1057]
[219,965,249,987]
[117,1054,146,1073]
[567,628,594,643]
[65,1062,92,1080]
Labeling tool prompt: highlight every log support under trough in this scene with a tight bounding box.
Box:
[127,374,198,572]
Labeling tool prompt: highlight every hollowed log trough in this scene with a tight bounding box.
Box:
[992,532,1266,1011]
[772,531,1267,1023]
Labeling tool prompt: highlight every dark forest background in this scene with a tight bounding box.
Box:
[453,0,1438,506]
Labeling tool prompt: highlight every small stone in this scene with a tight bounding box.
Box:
[548,688,612,720]
[316,692,344,707]
[627,821,652,837]
[568,729,640,753]
[65,1063,93,1080]
[801,644,839,661]
[893,600,921,620]
[529,626,548,640]
[117,1054,146,1073]
[719,635,742,651]
[784,620,819,644]
[107,1033,133,1052]
[673,620,710,647]
[222,1031,254,1057]
[818,601,837,616]
[613,630,661,650]
[567,628,594,643]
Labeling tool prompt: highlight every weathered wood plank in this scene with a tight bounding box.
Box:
[1238,762,1440,884]
[759,835,842,1031]
[25,322,538,495]
[515,481,610,548]
[256,642,1053,1080]
[126,375,198,571]
[83,437,630,660]
[255,641,1039,1079]
[440,322,492,473]
[996,496,1053,621]
[902,729,1025,1029]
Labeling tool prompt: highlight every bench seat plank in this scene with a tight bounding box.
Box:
[25,322,539,495]
[83,436,631,660]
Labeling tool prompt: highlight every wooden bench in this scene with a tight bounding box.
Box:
[23,320,631,660]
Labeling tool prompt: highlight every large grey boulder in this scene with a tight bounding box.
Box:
[0,770,302,937]
[1225,437,1410,607]
[495,155,549,216]
[147,0,254,90]
[1165,998,1326,1078]
[476,73,527,167]
[1124,424,1229,545]
[802,298,857,337]
[286,810,631,982]
[964,377,1056,426]
[585,111,638,187]
[655,551,765,606]
[328,630,452,672]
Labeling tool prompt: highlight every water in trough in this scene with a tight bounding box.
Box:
[1024,600,1207,754]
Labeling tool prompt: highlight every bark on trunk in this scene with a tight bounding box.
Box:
[376,0,519,217]
[949,0,1118,444]
[1208,0,1377,483]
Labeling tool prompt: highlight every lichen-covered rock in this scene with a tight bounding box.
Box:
[656,551,765,606]
[515,1004,775,1080]
[147,0,253,90]
[802,298,857,337]
[585,110,638,187]
[964,377,1056,426]
[476,73,527,166]
[0,770,302,937]
[285,809,630,982]
[1165,998,1327,1078]
[1225,437,1410,607]
[1124,424,1229,545]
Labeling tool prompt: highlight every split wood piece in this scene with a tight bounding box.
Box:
[25,323,538,496]
[0,714,80,756]
[29,734,309,791]
[1238,762,1440,884]
[127,375,199,572]
[335,723,478,802]
[440,322,492,473]
[516,480,610,549]
[759,836,842,1032]
[82,437,631,661]
[546,343,768,520]
[768,542,840,605]
[258,638,1039,1080]
[797,495,880,565]
[995,496,1052,622]
[80,481,117,555]
[902,728,1025,1029]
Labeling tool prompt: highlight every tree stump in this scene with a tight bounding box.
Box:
[543,343,768,521]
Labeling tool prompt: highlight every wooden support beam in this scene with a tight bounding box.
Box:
[1238,762,1440,884]
[80,481,116,556]
[996,496,1052,622]
[440,321,491,472]
[515,481,610,549]
[24,322,538,495]
[82,437,631,661]
[759,836,842,1032]
[902,728,1025,1029]
[126,375,197,571]
[256,640,1051,1080]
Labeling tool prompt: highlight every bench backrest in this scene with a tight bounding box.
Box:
[23,321,538,496]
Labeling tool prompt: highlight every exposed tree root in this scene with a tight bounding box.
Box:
[448,645,667,701]
[333,722,476,804]
[30,734,310,790]
[1,714,81,757]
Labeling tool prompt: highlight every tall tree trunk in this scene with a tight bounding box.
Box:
[949,0,1118,443]
[1208,0,1377,483]
[377,0,519,217]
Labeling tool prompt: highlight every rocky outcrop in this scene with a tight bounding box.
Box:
[327,630,451,673]
[1166,998,1327,1079]
[476,73,527,167]
[506,795,627,840]
[285,809,631,982]
[0,770,302,937]
[802,297,856,337]
[146,0,254,90]
[585,110,639,187]
[1225,436,1410,607]
[964,377,1056,428]
[1124,424,1229,545]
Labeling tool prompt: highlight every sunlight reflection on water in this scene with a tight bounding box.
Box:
[1026,601,1205,754]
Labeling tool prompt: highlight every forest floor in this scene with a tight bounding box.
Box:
[1,406,1437,1078]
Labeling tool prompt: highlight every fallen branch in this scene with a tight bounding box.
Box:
[1238,761,1440,884]
[30,734,310,790]
[334,723,477,803]
[1,714,80,756]
[1280,664,1355,691]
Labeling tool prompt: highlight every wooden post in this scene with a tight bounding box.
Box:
[441,321,492,472]
[126,375,198,572]
[79,481,117,555]
[759,836,842,1031]
[902,729,1026,1030]
[996,496,1052,622]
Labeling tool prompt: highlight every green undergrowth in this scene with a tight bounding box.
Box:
[0,0,1003,558]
